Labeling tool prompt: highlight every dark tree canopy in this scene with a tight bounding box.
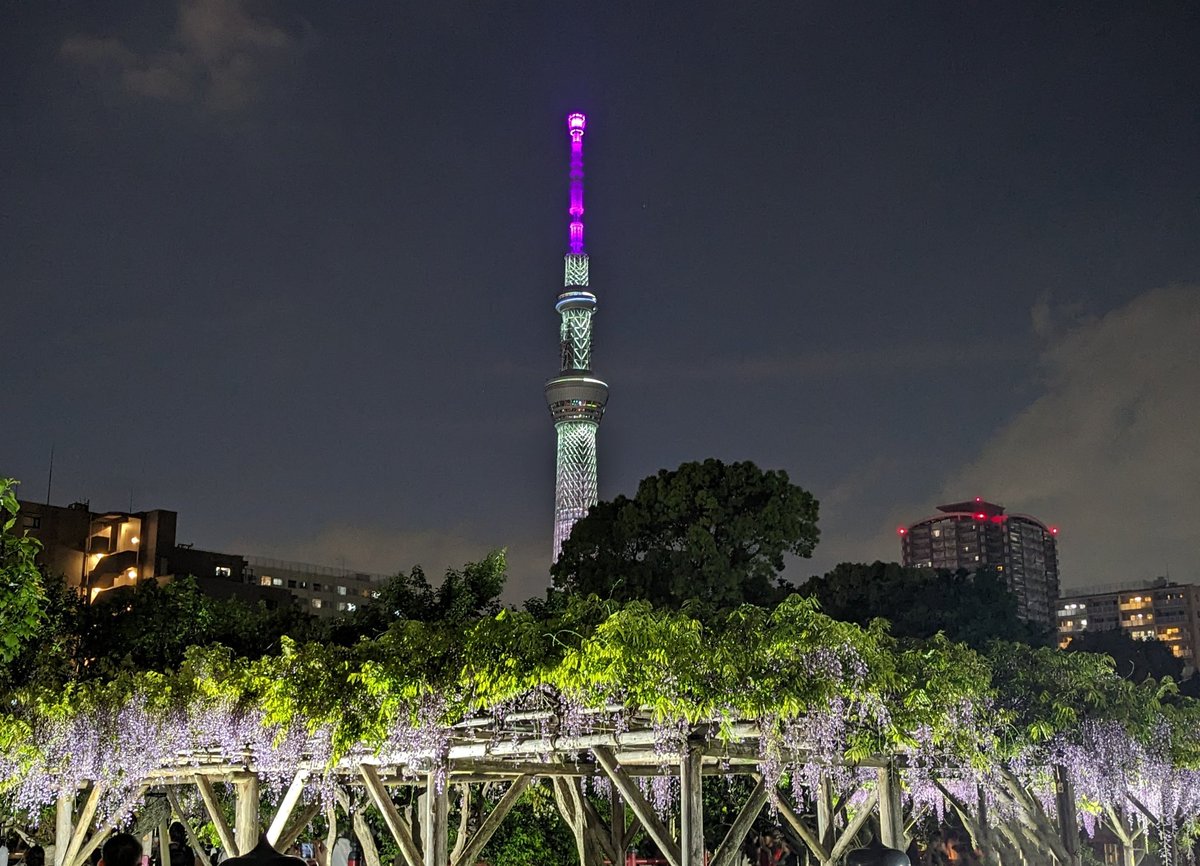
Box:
[800,561,1049,648]
[1064,628,1186,684]
[550,459,819,609]
[326,550,506,642]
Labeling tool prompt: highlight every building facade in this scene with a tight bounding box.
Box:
[245,556,390,618]
[1058,580,1200,665]
[19,499,285,608]
[900,498,1060,627]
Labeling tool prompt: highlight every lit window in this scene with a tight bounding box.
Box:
[337,585,347,595]
[215,566,232,578]
[311,598,323,609]
[272,578,283,586]
[260,575,272,586]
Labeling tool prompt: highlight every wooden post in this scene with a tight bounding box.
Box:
[359,765,422,866]
[451,775,532,866]
[166,787,211,862]
[276,805,322,855]
[593,747,682,866]
[267,771,309,846]
[1054,765,1081,866]
[815,774,834,857]
[235,773,260,856]
[352,811,382,866]
[320,805,337,866]
[195,776,237,857]
[610,789,625,862]
[710,778,767,866]
[877,762,905,850]
[422,774,448,866]
[62,785,104,866]
[680,745,704,866]
[55,792,74,866]
[157,821,170,866]
[772,790,829,865]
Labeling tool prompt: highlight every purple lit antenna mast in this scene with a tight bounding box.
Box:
[545,112,609,560]
[568,112,586,254]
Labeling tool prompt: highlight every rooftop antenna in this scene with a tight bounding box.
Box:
[45,444,54,505]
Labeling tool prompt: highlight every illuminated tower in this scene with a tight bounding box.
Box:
[545,112,609,560]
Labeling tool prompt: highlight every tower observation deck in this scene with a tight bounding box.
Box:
[546,112,609,560]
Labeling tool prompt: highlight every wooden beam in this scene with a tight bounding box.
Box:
[711,778,768,866]
[550,778,586,866]
[877,763,906,850]
[235,773,260,855]
[422,773,448,866]
[828,788,879,864]
[157,821,170,866]
[622,809,642,851]
[359,765,422,866]
[55,791,75,866]
[592,747,681,866]
[63,784,104,866]
[577,786,622,866]
[352,811,382,866]
[195,775,237,856]
[449,786,469,866]
[772,789,829,864]
[451,776,532,866]
[815,774,834,855]
[69,786,149,866]
[680,745,704,866]
[1054,765,1082,866]
[276,804,322,854]
[320,805,337,866]
[609,789,625,860]
[166,787,210,861]
[267,771,309,846]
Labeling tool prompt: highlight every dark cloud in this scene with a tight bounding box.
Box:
[943,286,1200,589]
[829,287,1200,588]
[60,0,304,112]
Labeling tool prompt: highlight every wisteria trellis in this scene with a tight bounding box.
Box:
[3,598,1199,859]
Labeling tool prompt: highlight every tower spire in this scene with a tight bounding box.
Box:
[545,112,609,560]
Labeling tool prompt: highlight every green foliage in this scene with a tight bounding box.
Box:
[0,480,46,667]
[986,641,1164,749]
[325,550,506,644]
[800,562,1048,648]
[481,785,575,866]
[551,459,819,609]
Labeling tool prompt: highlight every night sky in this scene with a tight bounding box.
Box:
[3,1,1199,600]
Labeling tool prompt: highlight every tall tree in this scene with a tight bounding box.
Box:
[0,479,45,666]
[550,459,819,609]
[800,561,1049,648]
[326,550,507,643]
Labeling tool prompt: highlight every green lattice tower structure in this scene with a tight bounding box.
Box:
[545,112,609,560]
